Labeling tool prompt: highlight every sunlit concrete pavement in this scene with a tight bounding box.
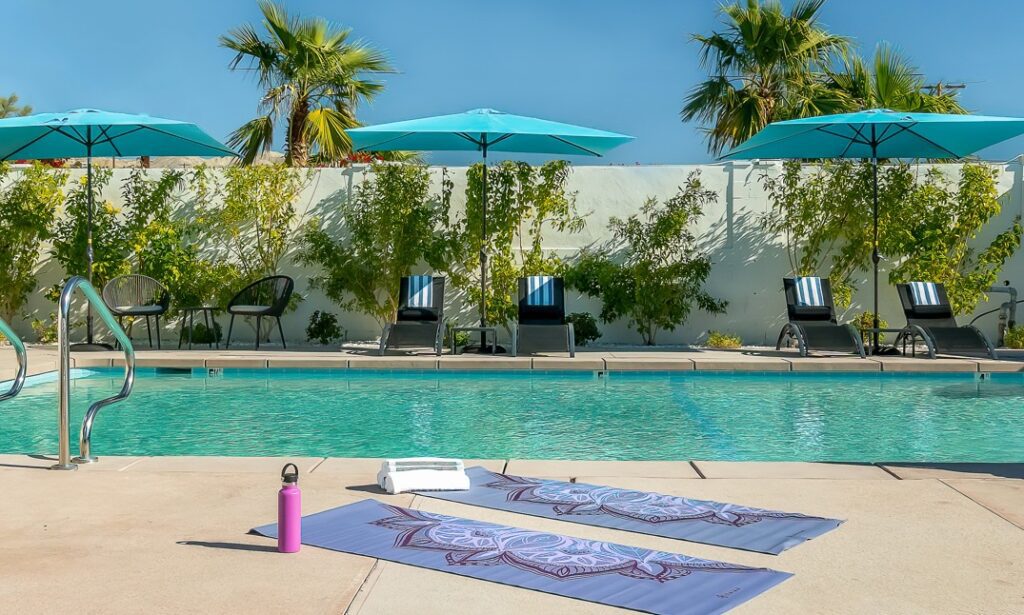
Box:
[0,455,1022,614]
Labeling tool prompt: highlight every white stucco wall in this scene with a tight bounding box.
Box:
[9,158,1024,346]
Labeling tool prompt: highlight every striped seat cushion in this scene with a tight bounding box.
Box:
[794,277,826,307]
[525,276,556,306]
[908,281,941,306]
[407,275,433,308]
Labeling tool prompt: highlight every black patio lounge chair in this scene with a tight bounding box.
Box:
[512,275,575,357]
[225,275,294,350]
[895,282,996,359]
[102,274,170,349]
[776,276,865,358]
[379,275,446,356]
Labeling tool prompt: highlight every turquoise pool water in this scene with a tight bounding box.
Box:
[3,368,1023,461]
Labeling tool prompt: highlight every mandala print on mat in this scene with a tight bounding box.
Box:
[482,471,824,527]
[370,505,762,582]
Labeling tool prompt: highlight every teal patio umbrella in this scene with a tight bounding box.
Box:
[348,108,634,340]
[0,108,236,347]
[720,108,1024,348]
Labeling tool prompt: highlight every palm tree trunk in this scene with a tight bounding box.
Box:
[287,100,310,167]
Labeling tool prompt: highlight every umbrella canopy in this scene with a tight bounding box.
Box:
[720,109,1024,160]
[0,108,235,348]
[721,108,1024,350]
[347,108,634,156]
[0,108,236,160]
[348,108,633,342]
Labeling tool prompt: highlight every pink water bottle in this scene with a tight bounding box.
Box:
[278,463,301,553]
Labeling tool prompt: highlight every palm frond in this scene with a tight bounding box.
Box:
[220,24,280,88]
[823,43,967,114]
[258,0,297,52]
[303,107,354,160]
[227,116,275,165]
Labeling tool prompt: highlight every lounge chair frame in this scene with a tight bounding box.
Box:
[894,283,996,359]
[380,276,447,356]
[511,276,575,358]
[776,277,866,358]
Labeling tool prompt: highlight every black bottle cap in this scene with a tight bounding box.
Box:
[281,462,299,485]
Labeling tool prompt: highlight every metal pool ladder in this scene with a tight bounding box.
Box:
[51,276,136,471]
[0,316,27,402]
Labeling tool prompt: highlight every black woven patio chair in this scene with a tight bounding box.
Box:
[102,274,170,349]
[225,275,294,350]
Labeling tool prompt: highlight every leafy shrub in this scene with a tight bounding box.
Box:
[49,168,125,294]
[196,164,308,281]
[853,311,887,344]
[0,162,66,320]
[126,169,238,312]
[31,313,58,344]
[195,164,307,341]
[565,172,726,345]
[706,330,741,349]
[1003,326,1024,349]
[761,160,1022,314]
[457,160,582,328]
[306,310,344,345]
[300,163,455,324]
[445,329,471,349]
[565,312,601,346]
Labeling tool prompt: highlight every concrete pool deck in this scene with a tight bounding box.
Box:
[1,455,1022,614]
[3,346,1023,613]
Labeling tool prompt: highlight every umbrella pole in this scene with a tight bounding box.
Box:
[871,149,880,352]
[479,143,489,347]
[70,135,112,351]
[85,138,95,345]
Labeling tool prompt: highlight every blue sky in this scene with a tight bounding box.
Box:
[3,0,1024,164]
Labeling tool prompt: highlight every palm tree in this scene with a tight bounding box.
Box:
[221,0,393,166]
[682,0,848,156]
[825,44,967,114]
[0,93,31,118]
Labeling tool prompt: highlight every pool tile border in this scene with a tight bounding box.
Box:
[125,355,1024,374]
[18,346,1024,376]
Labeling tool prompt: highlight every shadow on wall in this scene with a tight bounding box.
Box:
[702,209,787,346]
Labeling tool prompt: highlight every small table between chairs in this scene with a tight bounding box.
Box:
[860,327,914,356]
[450,325,498,355]
[178,306,221,350]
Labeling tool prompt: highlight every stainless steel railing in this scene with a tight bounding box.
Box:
[51,276,136,471]
[0,317,27,402]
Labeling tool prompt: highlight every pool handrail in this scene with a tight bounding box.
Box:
[51,276,136,471]
[0,316,27,402]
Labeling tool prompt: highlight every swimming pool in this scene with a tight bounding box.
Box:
[3,368,1023,461]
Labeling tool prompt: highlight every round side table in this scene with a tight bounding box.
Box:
[178,306,221,350]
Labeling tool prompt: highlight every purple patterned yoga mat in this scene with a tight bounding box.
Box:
[253,499,790,615]
[416,467,842,555]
